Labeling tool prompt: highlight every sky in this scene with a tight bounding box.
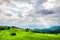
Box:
[0,0,60,29]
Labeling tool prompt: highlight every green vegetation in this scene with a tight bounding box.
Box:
[0,26,60,40]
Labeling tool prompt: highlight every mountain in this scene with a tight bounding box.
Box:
[49,26,60,31]
[33,26,60,34]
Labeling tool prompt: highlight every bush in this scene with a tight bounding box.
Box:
[0,28,5,30]
[11,33,16,36]
[7,27,10,30]
[25,28,31,32]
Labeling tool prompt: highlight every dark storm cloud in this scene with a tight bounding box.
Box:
[36,9,54,15]
[4,14,12,17]
[27,9,54,18]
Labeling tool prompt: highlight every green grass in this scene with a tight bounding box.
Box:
[0,28,60,40]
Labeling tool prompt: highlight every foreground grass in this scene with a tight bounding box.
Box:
[0,28,60,40]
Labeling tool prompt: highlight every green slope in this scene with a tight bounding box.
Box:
[0,28,60,40]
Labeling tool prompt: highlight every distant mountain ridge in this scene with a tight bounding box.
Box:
[49,26,60,31]
[33,26,60,34]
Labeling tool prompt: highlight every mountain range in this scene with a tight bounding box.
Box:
[33,26,60,34]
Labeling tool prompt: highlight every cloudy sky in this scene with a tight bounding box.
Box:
[0,0,60,29]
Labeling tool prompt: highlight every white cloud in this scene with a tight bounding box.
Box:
[0,0,34,18]
[43,0,56,9]
[0,0,60,29]
[43,0,60,9]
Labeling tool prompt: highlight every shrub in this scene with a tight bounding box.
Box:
[25,28,31,32]
[0,28,5,30]
[7,27,10,30]
[11,33,16,36]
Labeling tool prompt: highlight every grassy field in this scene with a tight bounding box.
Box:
[0,28,60,40]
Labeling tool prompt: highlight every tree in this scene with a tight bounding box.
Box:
[0,28,5,30]
[25,28,31,32]
[7,27,10,30]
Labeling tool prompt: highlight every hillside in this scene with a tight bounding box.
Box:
[0,26,60,40]
[33,26,60,34]
[49,26,60,31]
